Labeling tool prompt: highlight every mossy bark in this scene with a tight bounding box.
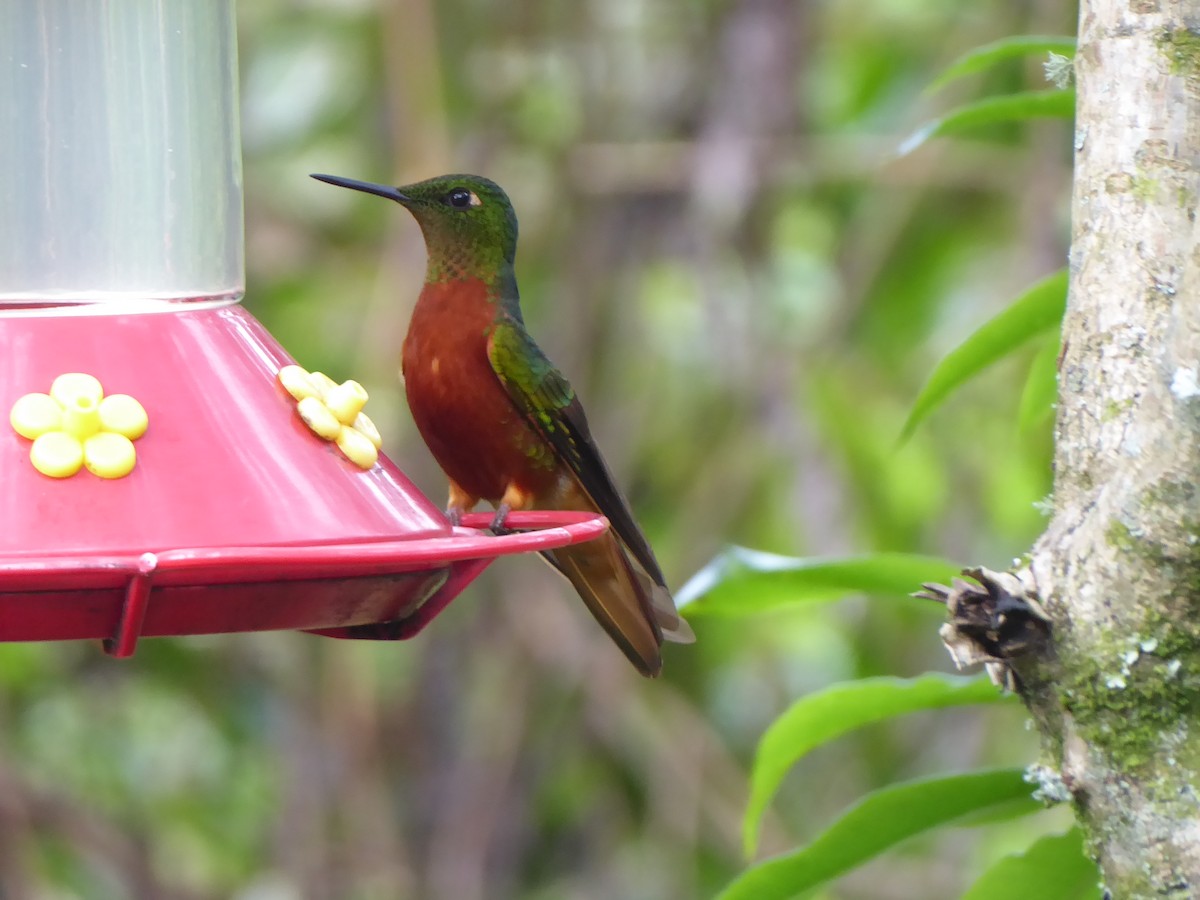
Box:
[1020,1,1200,895]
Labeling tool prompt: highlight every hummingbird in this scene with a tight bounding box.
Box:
[311,172,694,676]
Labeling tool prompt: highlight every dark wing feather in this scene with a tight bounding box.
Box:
[487,318,668,588]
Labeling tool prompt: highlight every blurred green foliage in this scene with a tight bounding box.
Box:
[2,0,1083,897]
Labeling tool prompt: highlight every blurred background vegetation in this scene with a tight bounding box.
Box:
[2,0,1078,897]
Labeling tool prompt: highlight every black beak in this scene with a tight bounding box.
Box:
[310,173,410,204]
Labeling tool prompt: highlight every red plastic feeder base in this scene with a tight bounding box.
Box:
[0,306,608,655]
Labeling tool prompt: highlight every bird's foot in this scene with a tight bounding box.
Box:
[445,507,464,527]
[489,503,513,535]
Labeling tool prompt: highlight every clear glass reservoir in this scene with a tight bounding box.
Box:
[0,1,243,308]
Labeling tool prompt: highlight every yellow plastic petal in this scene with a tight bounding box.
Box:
[49,372,104,409]
[83,432,137,479]
[30,432,84,478]
[308,371,338,399]
[98,394,149,440]
[297,396,341,440]
[337,425,378,469]
[10,393,62,439]
[353,411,383,449]
[278,365,321,402]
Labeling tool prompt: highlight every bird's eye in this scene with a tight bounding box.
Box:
[446,189,476,209]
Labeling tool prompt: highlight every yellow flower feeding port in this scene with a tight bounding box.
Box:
[11,373,148,478]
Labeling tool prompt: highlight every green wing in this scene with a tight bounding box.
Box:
[487,317,668,589]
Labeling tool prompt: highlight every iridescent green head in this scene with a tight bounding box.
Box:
[312,172,519,283]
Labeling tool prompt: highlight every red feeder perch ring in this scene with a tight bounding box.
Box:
[0,307,610,657]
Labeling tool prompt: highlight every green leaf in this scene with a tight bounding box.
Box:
[899,269,1068,442]
[676,547,960,615]
[899,90,1075,156]
[962,829,1102,900]
[927,36,1077,93]
[1018,334,1061,433]
[719,769,1039,900]
[743,674,1013,857]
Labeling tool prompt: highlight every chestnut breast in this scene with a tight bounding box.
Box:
[401,279,558,503]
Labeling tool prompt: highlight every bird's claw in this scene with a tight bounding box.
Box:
[489,503,513,535]
[445,507,463,527]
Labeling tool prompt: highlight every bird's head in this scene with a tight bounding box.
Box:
[312,172,519,282]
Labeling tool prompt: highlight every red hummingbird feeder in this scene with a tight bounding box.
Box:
[0,1,606,657]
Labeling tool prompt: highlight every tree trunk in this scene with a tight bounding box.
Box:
[1022,0,1200,894]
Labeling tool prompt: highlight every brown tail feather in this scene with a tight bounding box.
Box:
[545,532,664,677]
[632,567,696,644]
